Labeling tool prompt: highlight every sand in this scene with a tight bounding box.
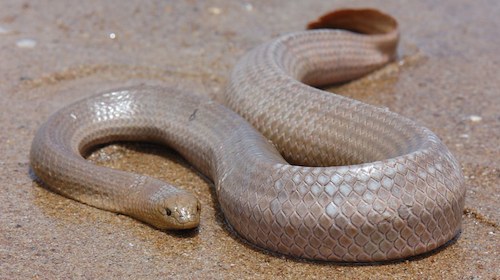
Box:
[0,0,498,279]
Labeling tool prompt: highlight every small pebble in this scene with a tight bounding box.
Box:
[459,134,469,139]
[208,7,222,15]
[243,3,253,11]
[469,115,482,122]
[0,26,11,35]
[109,32,116,39]
[16,38,37,48]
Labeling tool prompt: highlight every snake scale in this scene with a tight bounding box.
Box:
[30,9,465,262]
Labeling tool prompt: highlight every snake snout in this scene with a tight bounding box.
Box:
[174,206,200,228]
[161,195,201,230]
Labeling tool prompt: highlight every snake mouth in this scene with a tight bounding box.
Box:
[171,218,200,230]
[178,222,199,230]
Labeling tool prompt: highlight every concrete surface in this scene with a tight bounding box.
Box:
[0,0,498,279]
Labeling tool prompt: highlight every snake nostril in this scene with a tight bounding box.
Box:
[165,208,172,216]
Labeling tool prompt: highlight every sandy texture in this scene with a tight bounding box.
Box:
[0,0,498,279]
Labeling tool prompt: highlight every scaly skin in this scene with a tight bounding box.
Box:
[30,9,465,262]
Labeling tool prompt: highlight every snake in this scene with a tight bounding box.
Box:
[30,9,465,262]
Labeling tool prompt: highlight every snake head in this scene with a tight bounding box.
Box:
[155,193,201,230]
[138,188,201,230]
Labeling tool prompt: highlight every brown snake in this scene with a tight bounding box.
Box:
[30,9,465,262]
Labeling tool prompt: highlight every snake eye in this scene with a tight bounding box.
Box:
[165,208,172,216]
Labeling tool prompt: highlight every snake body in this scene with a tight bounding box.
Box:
[30,9,465,262]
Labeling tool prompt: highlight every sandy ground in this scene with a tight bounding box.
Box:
[0,0,498,279]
